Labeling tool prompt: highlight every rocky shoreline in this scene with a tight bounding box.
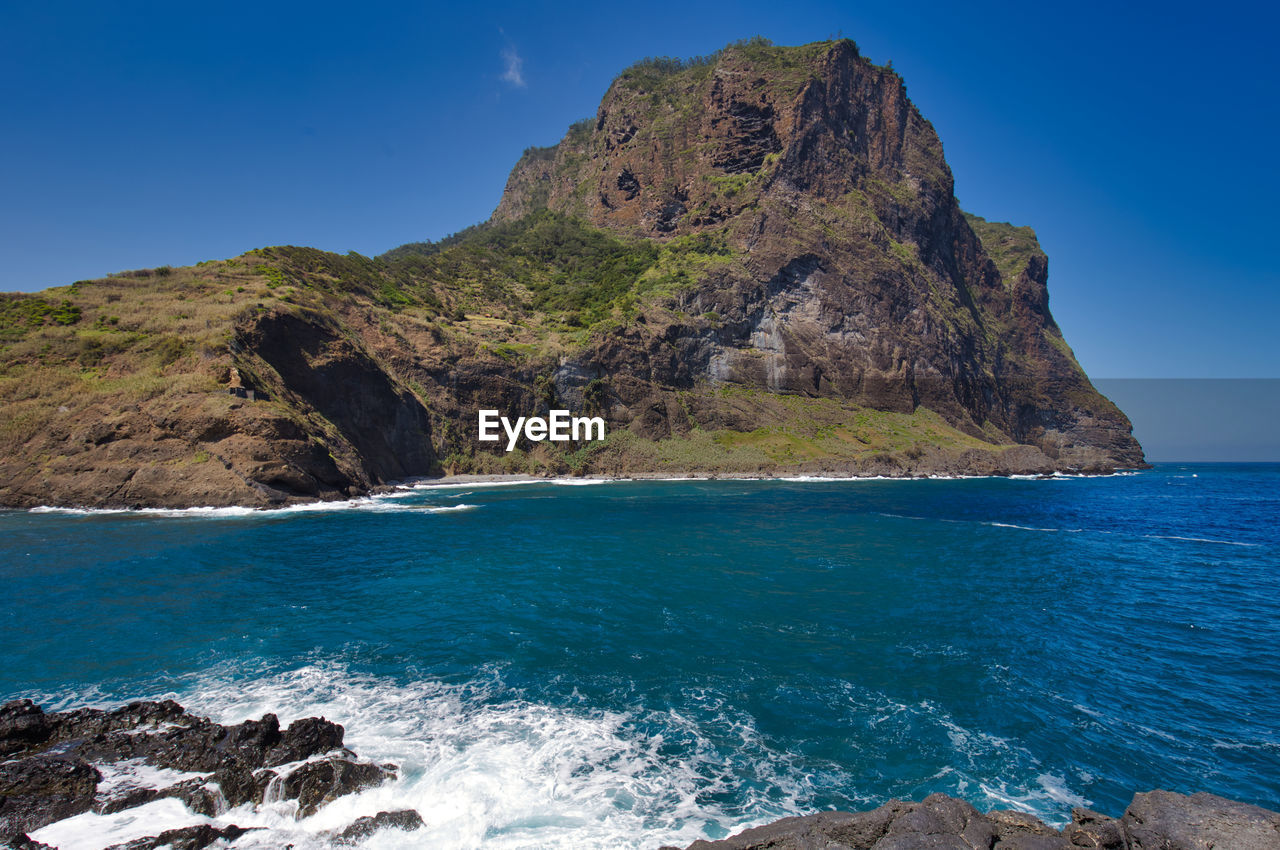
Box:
[668,790,1280,850]
[4,699,1277,849]
[0,699,423,848]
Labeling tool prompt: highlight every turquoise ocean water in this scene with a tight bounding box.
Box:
[2,464,1277,847]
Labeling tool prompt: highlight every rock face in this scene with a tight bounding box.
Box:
[0,699,415,847]
[493,39,1142,472]
[0,38,1144,510]
[673,790,1280,850]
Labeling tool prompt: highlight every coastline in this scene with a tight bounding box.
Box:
[8,467,1146,515]
[4,698,1277,850]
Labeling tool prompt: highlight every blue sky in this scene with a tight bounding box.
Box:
[2,1,1276,378]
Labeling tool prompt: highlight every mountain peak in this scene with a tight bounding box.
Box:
[493,38,945,240]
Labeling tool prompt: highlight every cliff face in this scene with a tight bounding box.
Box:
[493,39,1141,470]
[0,39,1142,509]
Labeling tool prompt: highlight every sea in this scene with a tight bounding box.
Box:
[2,464,1277,849]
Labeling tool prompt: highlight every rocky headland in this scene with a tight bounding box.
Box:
[0,38,1144,510]
[4,699,1276,849]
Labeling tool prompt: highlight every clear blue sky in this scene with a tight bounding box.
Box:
[3,1,1276,378]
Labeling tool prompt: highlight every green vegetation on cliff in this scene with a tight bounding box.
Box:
[963,212,1043,283]
[0,37,1143,509]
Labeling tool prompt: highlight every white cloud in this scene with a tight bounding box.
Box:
[501,46,526,88]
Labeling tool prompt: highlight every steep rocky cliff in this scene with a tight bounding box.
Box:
[0,38,1142,509]
[492,38,1141,471]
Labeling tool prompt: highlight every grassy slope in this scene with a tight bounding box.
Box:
[1,261,266,459]
[963,213,1041,283]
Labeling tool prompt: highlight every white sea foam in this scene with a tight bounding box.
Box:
[410,479,553,490]
[22,660,1108,847]
[775,474,894,482]
[43,662,803,849]
[414,476,620,489]
[986,522,1083,533]
[27,495,480,520]
[32,798,214,849]
[93,758,209,795]
[975,774,1091,821]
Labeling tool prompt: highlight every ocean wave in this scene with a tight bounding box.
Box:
[877,513,1259,548]
[1141,534,1260,547]
[22,654,1120,848]
[408,477,622,491]
[423,504,479,513]
[30,662,823,849]
[26,495,480,520]
[986,522,1084,533]
[408,479,556,491]
[976,774,1090,816]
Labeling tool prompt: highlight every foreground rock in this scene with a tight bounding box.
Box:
[330,809,426,844]
[103,825,257,850]
[0,699,419,847]
[672,790,1280,850]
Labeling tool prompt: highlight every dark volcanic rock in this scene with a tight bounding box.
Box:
[333,809,426,843]
[30,700,344,775]
[0,702,53,758]
[264,716,347,767]
[0,756,99,838]
[94,785,166,815]
[280,756,395,818]
[1063,807,1125,849]
[211,758,261,808]
[678,790,1280,850]
[1,699,387,838]
[104,824,257,850]
[1121,790,1280,849]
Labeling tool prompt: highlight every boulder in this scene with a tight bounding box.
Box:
[0,756,99,838]
[0,702,53,758]
[1121,790,1280,850]
[263,716,346,766]
[279,757,394,817]
[103,824,256,850]
[333,809,426,843]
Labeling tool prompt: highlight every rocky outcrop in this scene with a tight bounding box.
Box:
[330,809,426,843]
[0,301,442,510]
[0,699,415,847]
[668,791,1280,850]
[103,825,257,850]
[493,39,1143,472]
[0,757,99,837]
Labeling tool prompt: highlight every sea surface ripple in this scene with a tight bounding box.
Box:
[2,464,1277,848]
